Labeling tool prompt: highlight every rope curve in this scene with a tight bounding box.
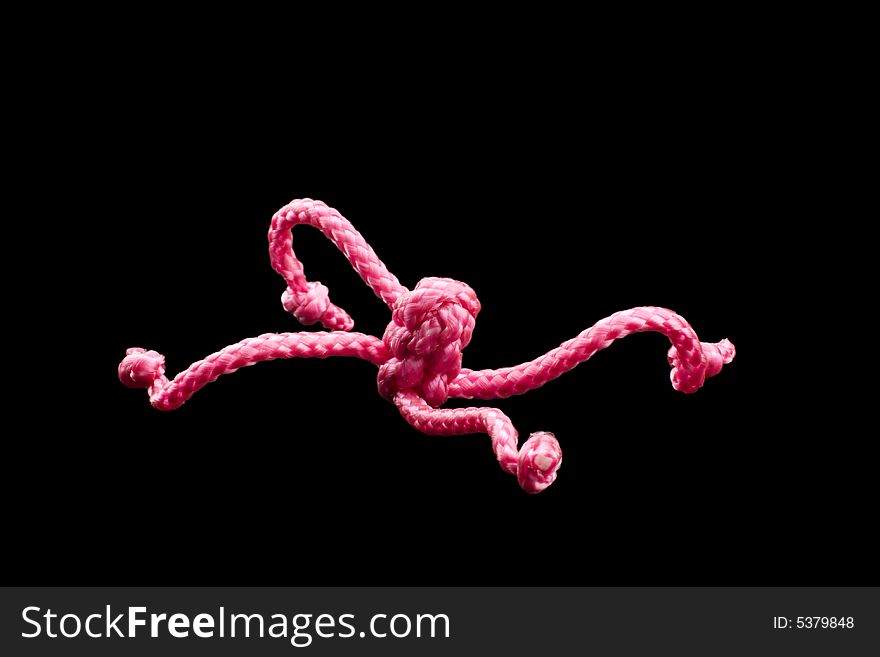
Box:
[119,198,736,493]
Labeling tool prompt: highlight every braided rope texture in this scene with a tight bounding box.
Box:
[119,199,735,493]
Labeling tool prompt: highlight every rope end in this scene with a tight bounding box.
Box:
[716,338,736,365]
[517,431,563,493]
[282,283,354,331]
[667,338,736,393]
[118,347,165,388]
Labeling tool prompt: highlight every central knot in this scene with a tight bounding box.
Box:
[377,277,481,407]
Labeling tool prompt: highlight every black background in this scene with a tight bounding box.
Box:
[11,27,870,586]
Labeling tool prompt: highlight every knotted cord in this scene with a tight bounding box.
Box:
[119,199,735,493]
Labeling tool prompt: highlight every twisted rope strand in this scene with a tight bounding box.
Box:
[393,390,563,493]
[119,198,736,493]
[119,332,388,411]
[449,307,735,400]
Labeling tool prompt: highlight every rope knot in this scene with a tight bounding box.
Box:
[377,277,481,406]
[281,281,353,330]
[517,431,563,493]
[667,337,736,393]
[118,347,165,389]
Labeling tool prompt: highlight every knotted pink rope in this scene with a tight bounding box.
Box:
[119,199,735,493]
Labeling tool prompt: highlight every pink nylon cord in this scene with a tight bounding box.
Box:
[119,199,736,493]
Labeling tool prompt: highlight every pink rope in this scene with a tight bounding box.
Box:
[119,198,735,493]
